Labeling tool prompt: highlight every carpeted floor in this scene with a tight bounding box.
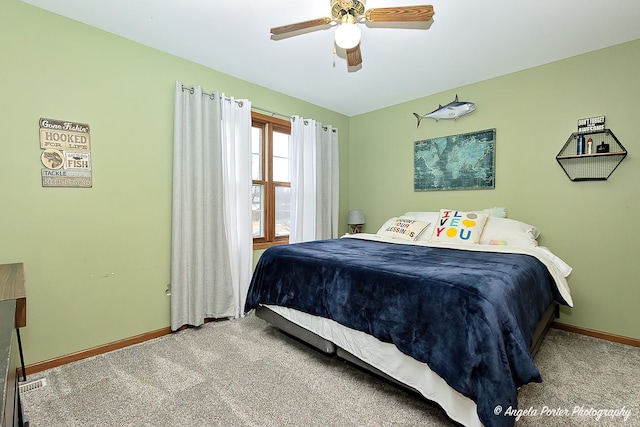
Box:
[21,313,640,426]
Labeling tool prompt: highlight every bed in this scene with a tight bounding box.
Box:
[244,210,573,427]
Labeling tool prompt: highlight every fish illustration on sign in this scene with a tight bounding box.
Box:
[42,149,63,169]
[413,95,476,127]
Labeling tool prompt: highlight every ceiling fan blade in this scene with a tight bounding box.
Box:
[346,44,362,67]
[365,5,434,23]
[270,18,333,35]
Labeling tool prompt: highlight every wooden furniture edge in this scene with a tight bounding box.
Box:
[552,322,640,348]
[0,263,27,328]
[19,320,639,377]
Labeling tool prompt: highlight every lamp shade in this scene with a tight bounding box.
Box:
[347,209,366,225]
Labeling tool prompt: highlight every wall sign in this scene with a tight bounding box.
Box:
[39,118,92,188]
[577,116,605,133]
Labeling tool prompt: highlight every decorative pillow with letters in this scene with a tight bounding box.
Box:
[380,218,430,242]
[429,209,488,244]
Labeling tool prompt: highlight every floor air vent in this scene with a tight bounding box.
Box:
[19,378,47,393]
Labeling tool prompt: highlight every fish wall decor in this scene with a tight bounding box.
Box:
[413,95,476,127]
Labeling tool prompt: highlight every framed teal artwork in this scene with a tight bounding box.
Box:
[414,128,496,191]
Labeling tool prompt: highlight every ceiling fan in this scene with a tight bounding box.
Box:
[270,1,434,68]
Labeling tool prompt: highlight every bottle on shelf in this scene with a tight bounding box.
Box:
[576,134,585,155]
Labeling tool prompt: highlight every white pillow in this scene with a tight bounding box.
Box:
[479,218,540,247]
[379,218,430,241]
[474,207,507,218]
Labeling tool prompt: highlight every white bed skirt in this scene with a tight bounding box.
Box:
[265,304,482,427]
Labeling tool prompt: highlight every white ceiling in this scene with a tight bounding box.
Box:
[20,0,640,116]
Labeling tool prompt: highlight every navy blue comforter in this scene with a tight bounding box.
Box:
[244,238,567,427]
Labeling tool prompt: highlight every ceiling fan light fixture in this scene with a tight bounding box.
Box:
[334,14,361,49]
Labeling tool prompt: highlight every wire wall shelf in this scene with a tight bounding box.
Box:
[556,129,627,181]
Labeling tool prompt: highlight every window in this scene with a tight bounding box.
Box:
[251,112,291,249]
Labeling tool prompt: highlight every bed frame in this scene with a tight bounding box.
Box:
[255,301,558,395]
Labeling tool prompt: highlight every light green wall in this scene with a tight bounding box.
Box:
[0,0,349,365]
[2,0,638,367]
[349,39,640,339]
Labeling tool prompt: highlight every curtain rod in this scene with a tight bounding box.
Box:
[181,85,336,132]
[251,106,291,122]
[181,85,244,107]
[250,106,337,132]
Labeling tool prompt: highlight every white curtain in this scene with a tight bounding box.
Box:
[289,116,339,243]
[171,81,253,331]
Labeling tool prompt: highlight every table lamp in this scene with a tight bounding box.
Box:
[347,209,365,234]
